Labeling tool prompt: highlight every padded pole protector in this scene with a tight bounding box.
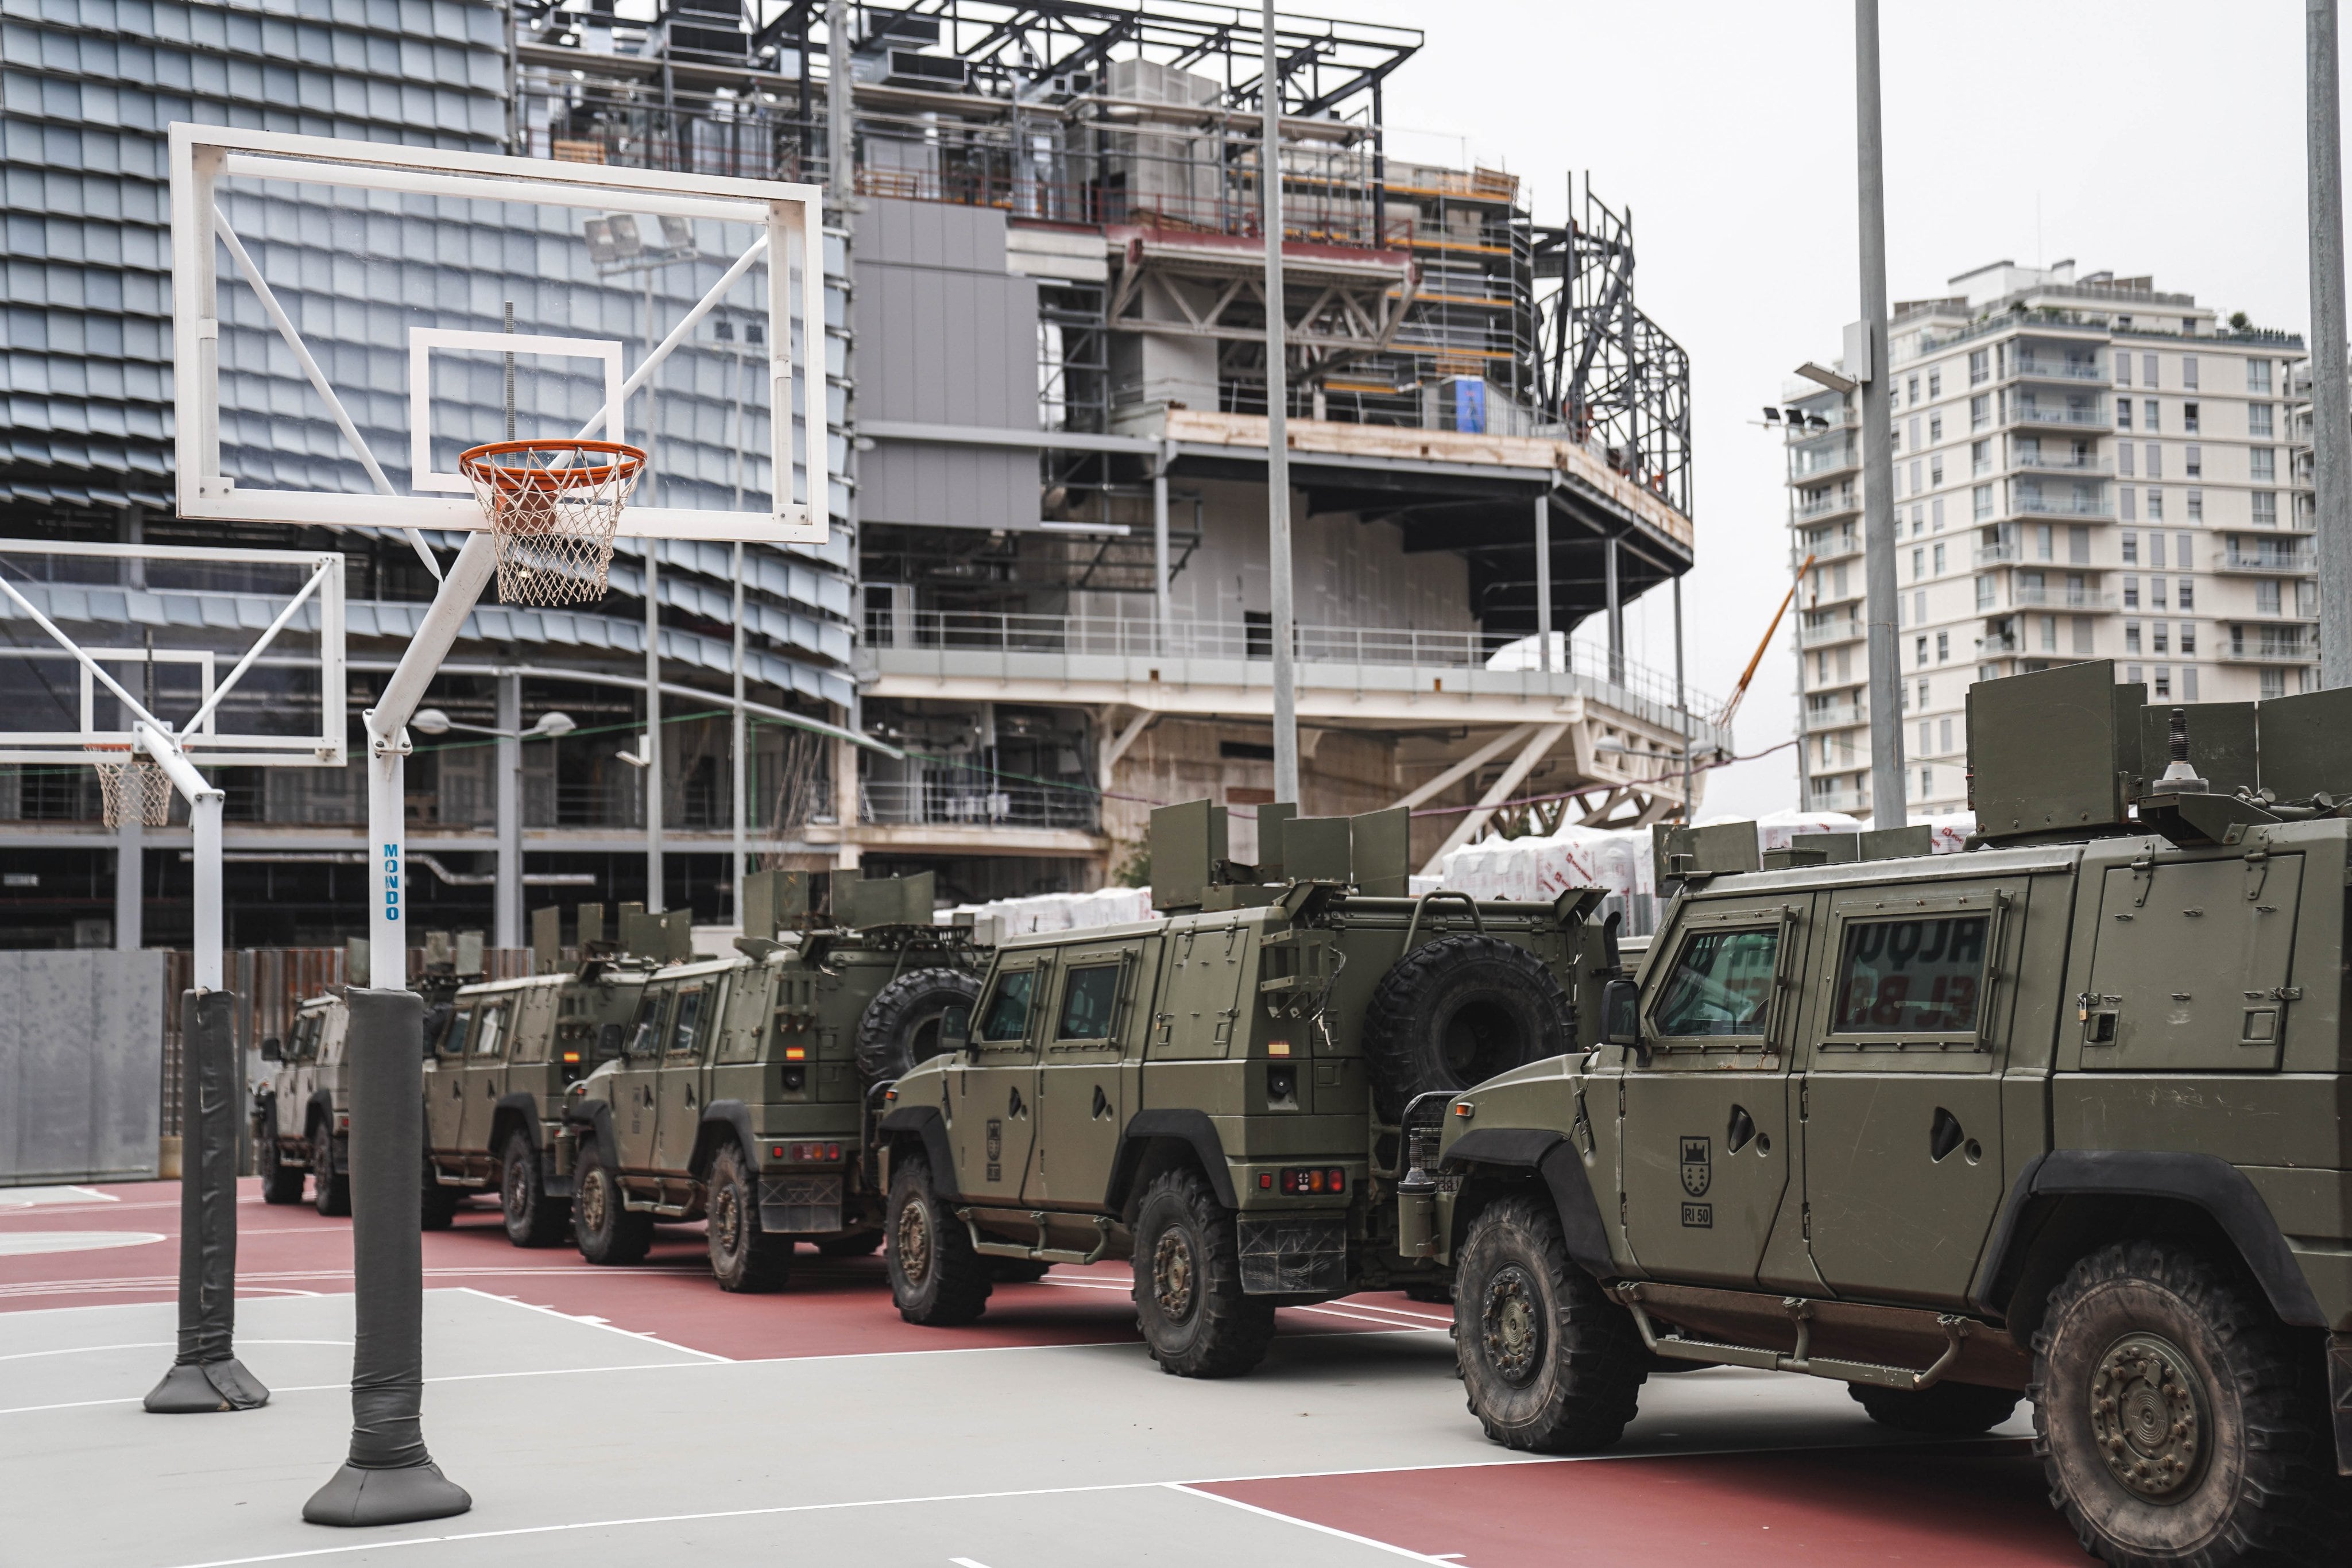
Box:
[145,989,269,1414]
[303,987,470,1528]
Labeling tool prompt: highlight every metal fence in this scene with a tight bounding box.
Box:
[860,775,1100,834]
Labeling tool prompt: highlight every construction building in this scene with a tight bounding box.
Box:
[0,0,1717,947]
[1781,260,2312,820]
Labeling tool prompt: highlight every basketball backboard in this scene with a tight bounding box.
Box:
[168,125,827,547]
[0,540,346,768]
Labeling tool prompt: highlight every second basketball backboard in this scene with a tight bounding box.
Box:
[169,125,827,547]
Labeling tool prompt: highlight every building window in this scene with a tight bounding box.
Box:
[1929,412,1944,444]
[2144,398,2160,430]
[1918,678,1931,708]
[1936,631,1950,662]
[1914,589,1927,624]
[2185,444,2202,478]
[2182,666,2199,700]
[1930,455,1943,486]
[2115,351,2132,387]
[2152,574,2168,609]
[2149,533,2165,568]
[2153,667,2172,699]
[1975,576,1994,610]
[2144,443,2161,479]
[2256,580,2281,615]
[1917,720,1931,754]
[2175,531,2192,568]
[2117,398,2133,430]
[1971,439,1989,474]
[2074,615,2095,655]
[1929,369,1942,397]
[2147,488,2164,521]
[1912,547,1925,579]
[2253,491,2277,526]
[2122,531,2138,564]
[2183,401,2200,433]
[2126,621,2142,654]
[2153,622,2169,654]
[1933,497,1945,529]
[1973,483,1993,520]
[1933,542,1947,574]
[1915,634,1929,665]
[2179,577,2195,610]
[2121,486,2137,521]
[1971,393,1990,430]
[2249,403,2273,438]
[2247,359,2273,394]
[2252,448,2276,483]
[2261,668,2286,700]
[1918,766,1933,797]
[2183,355,2199,390]
[2069,525,2089,564]
[2035,523,2054,560]
[2041,614,2059,651]
[1970,349,1989,385]
[2180,624,2197,655]
[1908,375,1920,404]
[2300,579,2319,617]
[2127,664,2144,686]
[2143,355,2158,386]
[2124,576,2140,608]
[2119,442,2135,477]
[2188,488,2203,521]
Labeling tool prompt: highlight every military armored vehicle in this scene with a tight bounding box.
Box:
[1420,661,2352,1568]
[253,931,485,1214]
[874,800,1612,1378]
[560,872,987,1291]
[421,905,655,1242]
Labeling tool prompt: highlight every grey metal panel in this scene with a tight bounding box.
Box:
[860,444,1040,533]
[0,950,165,1185]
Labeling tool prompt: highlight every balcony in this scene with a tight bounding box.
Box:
[1806,785,1871,816]
[1789,443,1859,485]
[1798,616,1865,648]
[858,611,1733,756]
[2214,546,2314,575]
[2221,631,2313,663]
[2010,587,2118,610]
[2009,354,2107,384]
[1974,544,2022,565]
[860,776,1100,834]
[2009,494,2113,520]
[2009,399,2110,431]
[1797,489,1859,520]
[1803,703,1867,731]
[1798,529,1862,564]
[1978,633,2022,655]
[2010,452,2112,474]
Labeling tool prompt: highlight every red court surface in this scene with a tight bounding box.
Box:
[3,1180,2091,1566]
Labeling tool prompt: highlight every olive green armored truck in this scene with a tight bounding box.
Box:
[1420,661,2352,1568]
[559,872,986,1291]
[421,908,656,1242]
[875,800,1614,1379]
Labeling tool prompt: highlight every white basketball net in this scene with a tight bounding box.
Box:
[92,752,173,828]
[459,440,646,608]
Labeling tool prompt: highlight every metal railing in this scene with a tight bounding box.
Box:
[2010,495,2114,518]
[2010,356,2107,382]
[2222,634,2312,662]
[2012,452,2113,472]
[1803,703,1867,731]
[1797,491,1859,518]
[859,776,1100,834]
[1798,617,1864,647]
[2011,587,2118,609]
[1974,544,2022,564]
[2010,402,2110,428]
[2215,548,2314,574]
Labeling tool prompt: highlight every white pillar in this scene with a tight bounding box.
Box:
[189,791,225,993]
[1604,535,1624,682]
[731,540,748,912]
[494,672,520,949]
[1262,0,1298,806]
[643,545,664,913]
[114,808,142,951]
[1533,489,1553,673]
[1152,455,1172,655]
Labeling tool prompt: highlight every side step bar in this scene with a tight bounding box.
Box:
[1607,1281,1974,1393]
[957,1207,1114,1267]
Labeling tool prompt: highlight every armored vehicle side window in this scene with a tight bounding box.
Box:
[1832,916,1987,1033]
[624,993,663,1058]
[473,1003,506,1056]
[1653,929,1779,1037]
[292,1016,322,1059]
[668,986,707,1057]
[978,969,1036,1043]
[440,1009,472,1058]
[1056,965,1120,1041]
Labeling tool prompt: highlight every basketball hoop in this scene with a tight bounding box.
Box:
[458,439,646,608]
[90,745,174,828]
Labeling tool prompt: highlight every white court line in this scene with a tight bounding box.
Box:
[1288,1303,1449,1333]
[1167,1482,1457,1564]
[0,1339,350,1363]
[452,1287,731,1364]
[949,1559,994,1567]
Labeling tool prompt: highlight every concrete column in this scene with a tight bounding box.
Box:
[493,672,520,949]
[1604,535,1624,682]
[1533,490,1553,673]
[831,733,861,872]
[1855,0,1906,826]
[1152,454,1172,655]
[2310,0,2352,687]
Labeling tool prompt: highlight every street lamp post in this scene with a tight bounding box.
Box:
[411,706,577,946]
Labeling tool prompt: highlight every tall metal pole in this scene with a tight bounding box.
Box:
[2312,0,2352,688]
[1152,454,1173,653]
[643,547,663,912]
[1674,577,1692,821]
[1786,456,1813,807]
[826,0,853,201]
[1262,0,1299,804]
[1533,490,1554,672]
[731,540,748,916]
[493,672,520,949]
[1854,0,1905,826]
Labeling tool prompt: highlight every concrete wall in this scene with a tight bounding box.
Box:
[1,950,165,1185]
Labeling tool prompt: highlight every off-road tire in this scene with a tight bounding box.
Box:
[1131,1169,1276,1379]
[2033,1240,2348,1568]
[1456,1194,1645,1452]
[817,1230,884,1259]
[501,1130,568,1248]
[1850,1379,2020,1435]
[572,1140,653,1267]
[1363,935,1572,1122]
[885,1153,992,1325]
[260,1116,305,1205]
[310,1123,350,1217]
[856,968,981,1084]
[991,1257,1052,1284]
[707,1143,793,1292]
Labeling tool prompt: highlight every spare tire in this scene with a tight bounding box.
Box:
[1363,933,1571,1122]
[857,967,981,1083]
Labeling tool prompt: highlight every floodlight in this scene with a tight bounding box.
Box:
[583,217,618,266]
[411,707,452,736]
[1796,361,1858,394]
[616,737,652,768]
[1761,406,1781,423]
[530,711,578,739]
[658,214,695,253]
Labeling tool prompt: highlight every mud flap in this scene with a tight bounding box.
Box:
[760,1172,844,1234]
[1237,1213,1347,1295]
[2330,1332,2352,1478]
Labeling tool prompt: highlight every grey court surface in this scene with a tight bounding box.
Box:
[0,1288,2029,1568]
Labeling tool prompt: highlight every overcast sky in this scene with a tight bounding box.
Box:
[1340,0,2319,818]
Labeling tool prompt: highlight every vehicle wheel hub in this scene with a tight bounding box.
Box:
[1482,1265,1542,1387]
[2090,1333,2208,1500]
[1153,1230,1196,1323]
[504,1155,528,1214]
[896,1201,932,1285]
[711,1185,742,1258]
[579,1169,606,1234]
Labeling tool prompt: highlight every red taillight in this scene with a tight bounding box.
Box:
[1259,1172,1273,1189]
[783,1141,842,1163]
[1277,1167,1345,1195]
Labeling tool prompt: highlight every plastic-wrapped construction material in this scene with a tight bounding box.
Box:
[942,885,1156,937]
[303,987,471,1528]
[143,988,269,1414]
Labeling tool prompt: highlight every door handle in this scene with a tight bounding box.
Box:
[450,1081,460,1098]
[1929,1107,1966,1163]
[1009,1085,1026,1118]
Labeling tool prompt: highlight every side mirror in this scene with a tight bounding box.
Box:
[1601,978,1642,1054]
[260,1035,282,1063]
[939,1002,971,1055]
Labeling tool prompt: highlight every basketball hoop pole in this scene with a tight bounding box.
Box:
[304,532,492,1528]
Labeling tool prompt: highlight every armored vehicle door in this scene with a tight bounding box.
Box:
[1800,879,2025,1308]
[427,1002,474,1161]
[950,951,1043,1204]
[1033,938,1150,1207]
[1615,892,1808,1288]
[2079,850,2303,1072]
[1150,920,1248,1061]
[614,986,670,1168]
[706,964,772,1111]
[653,973,724,1174]
[457,998,511,1159]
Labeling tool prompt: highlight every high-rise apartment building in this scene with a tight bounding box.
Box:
[1782,261,2314,820]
